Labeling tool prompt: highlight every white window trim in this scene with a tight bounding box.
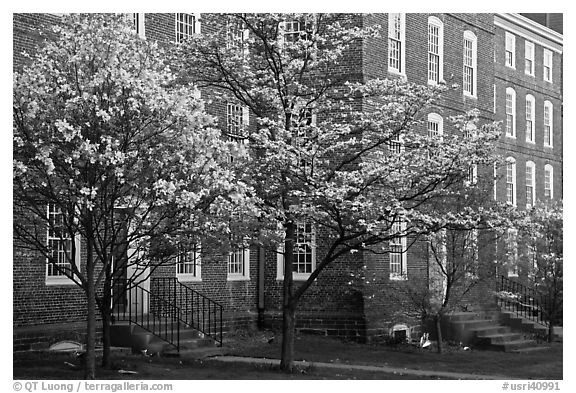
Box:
[45,205,81,286]
[175,13,201,43]
[505,87,516,139]
[543,48,553,83]
[427,16,444,85]
[276,223,317,281]
[427,113,443,140]
[505,32,516,69]
[525,94,535,144]
[506,157,517,207]
[175,245,202,282]
[227,246,250,281]
[525,161,536,208]
[524,41,535,76]
[493,84,497,114]
[389,220,408,281]
[387,13,406,77]
[131,13,146,39]
[544,164,554,200]
[463,30,477,98]
[544,100,553,148]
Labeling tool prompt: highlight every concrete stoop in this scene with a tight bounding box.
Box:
[444,310,550,352]
[110,321,217,357]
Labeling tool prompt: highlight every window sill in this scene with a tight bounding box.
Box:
[463,92,477,100]
[45,276,76,286]
[505,64,515,70]
[544,144,553,149]
[505,134,517,140]
[177,275,202,282]
[389,275,408,281]
[276,274,312,282]
[227,275,250,282]
[388,69,407,79]
[525,139,535,144]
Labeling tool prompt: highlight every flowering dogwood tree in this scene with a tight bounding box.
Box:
[176,13,516,370]
[517,201,563,342]
[13,14,254,378]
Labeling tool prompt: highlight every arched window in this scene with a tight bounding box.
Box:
[525,161,536,208]
[525,94,535,143]
[427,113,443,139]
[544,164,554,199]
[506,157,517,206]
[463,31,477,97]
[505,88,516,138]
[428,16,444,84]
[544,101,553,147]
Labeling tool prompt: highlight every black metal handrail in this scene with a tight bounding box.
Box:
[114,279,181,352]
[151,277,223,346]
[496,275,549,327]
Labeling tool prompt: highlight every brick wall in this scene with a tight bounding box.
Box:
[13,13,563,345]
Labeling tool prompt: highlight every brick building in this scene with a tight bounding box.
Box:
[13,13,562,350]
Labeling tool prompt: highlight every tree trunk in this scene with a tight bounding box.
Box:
[84,237,97,379]
[101,262,113,367]
[279,222,296,372]
[435,314,443,354]
[280,304,296,372]
[101,301,111,368]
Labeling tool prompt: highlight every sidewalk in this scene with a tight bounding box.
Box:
[212,355,515,380]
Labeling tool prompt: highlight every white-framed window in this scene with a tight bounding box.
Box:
[466,164,478,186]
[227,243,250,281]
[427,16,443,84]
[543,48,553,83]
[505,32,515,68]
[226,15,249,56]
[175,13,201,42]
[544,101,553,148]
[506,157,517,207]
[175,244,201,281]
[505,87,516,138]
[283,19,312,43]
[427,113,443,139]
[524,41,535,76]
[292,107,316,174]
[525,94,535,143]
[46,203,80,285]
[506,228,519,277]
[544,164,554,200]
[276,222,316,281]
[463,31,477,98]
[128,13,145,38]
[525,161,536,208]
[226,102,249,161]
[389,219,408,280]
[388,13,406,76]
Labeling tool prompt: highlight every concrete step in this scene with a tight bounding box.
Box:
[445,311,501,322]
[476,332,524,343]
[469,325,513,336]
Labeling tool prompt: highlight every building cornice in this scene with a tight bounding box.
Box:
[496,13,562,46]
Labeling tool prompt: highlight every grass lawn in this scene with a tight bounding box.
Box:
[13,331,562,380]
[224,331,563,380]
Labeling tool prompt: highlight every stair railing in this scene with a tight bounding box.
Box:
[151,277,223,346]
[114,279,181,352]
[496,275,549,327]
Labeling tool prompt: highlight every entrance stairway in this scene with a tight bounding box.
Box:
[444,309,551,352]
[110,277,223,356]
[110,320,222,357]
